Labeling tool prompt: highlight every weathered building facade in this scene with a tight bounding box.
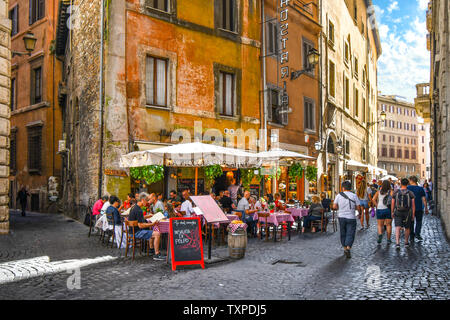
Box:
[8,0,63,213]
[0,0,11,234]
[318,0,382,197]
[262,0,321,200]
[416,0,450,237]
[57,0,262,219]
[377,95,421,179]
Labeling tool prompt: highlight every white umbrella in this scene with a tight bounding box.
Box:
[380,175,398,181]
[257,148,315,161]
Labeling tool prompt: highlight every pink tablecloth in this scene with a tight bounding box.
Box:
[155,220,170,234]
[212,214,239,228]
[286,207,309,218]
[227,223,248,233]
[254,212,295,227]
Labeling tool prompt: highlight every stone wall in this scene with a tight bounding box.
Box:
[431,0,450,237]
[0,0,10,234]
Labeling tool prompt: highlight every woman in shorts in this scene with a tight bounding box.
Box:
[356,179,371,230]
[371,180,393,244]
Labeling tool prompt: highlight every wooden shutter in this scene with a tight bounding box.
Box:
[38,0,45,19]
[29,0,33,25]
[281,91,288,126]
[28,126,42,173]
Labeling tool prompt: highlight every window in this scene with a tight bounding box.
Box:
[362,97,366,122]
[268,88,281,124]
[344,40,350,64]
[422,136,425,143]
[406,109,409,116]
[397,149,402,158]
[344,76,349,109]
[405,166,408,173]
[31,66,42,104]
[354,88,359,118]
[383,134,386,142]
[397,107,401,114]
[302,39,315,73]
[381,104,386,111]
[266,19,278,56]
[353,1,357,21]
[398,164,401,171]
[145,56,168,107]
[389,147,395,158]
[9,5,19,36]
[218,71,235,117]
[27,125,43,173]
[422,146,425,152]
[328,20,335,44]
[29,0,45,25]
[398,137,401,143]
[329,61,335,97]
[362,67,366,87]
[422,159,425,164]
[304,97,315,131]
[362,147,366,161]
[412,150,416,159]
[354,57,358,78]
[404,149,409,159]
[412,165,415,172]
[345,140,350,155]
[381,145,387,157]
[10,129,17,174]
[219,0,236,32]
[391,164,394,171]
[148,0,169,12]
[10,78,16,111]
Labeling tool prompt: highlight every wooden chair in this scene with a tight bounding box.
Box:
[310,210,327,233]
[257,212,271,241]
[105,212,116,248]
[124,220,144,260]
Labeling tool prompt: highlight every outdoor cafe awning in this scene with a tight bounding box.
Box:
[346,159,369,171]
[120,142,261,168]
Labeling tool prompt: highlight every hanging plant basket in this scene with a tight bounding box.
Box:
[305,165,318,182]
[288,163,304,180]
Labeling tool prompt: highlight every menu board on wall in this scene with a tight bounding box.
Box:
[177,179,204,194]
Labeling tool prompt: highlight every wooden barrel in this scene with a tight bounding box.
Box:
[228,228,247,259]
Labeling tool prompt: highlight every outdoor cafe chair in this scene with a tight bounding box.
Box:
[124,220,144,260]
[105,212,117,248]
[257,212,271,241]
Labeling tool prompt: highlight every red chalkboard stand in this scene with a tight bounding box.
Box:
[169,217,205,271]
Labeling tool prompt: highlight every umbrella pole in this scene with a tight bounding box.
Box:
[195,167,198,195]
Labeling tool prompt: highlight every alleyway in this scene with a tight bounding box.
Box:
[0,210,449,300]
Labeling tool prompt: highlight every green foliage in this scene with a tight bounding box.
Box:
[288,163,304,180]
[305,165,318,182]
[240,169,263,190]
[129,166,164,185]
[204,165,223,184]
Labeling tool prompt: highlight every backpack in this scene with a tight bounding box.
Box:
[395,190,411,212]
[339,192,356,210]
[380,192,390,206]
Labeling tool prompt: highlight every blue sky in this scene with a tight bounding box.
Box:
[372,0,430,102]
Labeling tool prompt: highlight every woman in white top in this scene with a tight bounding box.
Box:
[371,180,393,244]
[356,179,371,230]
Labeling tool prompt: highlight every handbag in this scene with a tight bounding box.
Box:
[370,207,376,218]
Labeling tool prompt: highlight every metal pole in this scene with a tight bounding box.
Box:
[261,0,268,152]
[208,223,212,260]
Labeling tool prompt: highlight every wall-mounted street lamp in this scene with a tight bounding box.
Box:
[290,48,320,81]
[367,111,386,127]
[12,32,37,57]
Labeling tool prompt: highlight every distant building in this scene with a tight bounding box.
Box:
[377,95,421,179]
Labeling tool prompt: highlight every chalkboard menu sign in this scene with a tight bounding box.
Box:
[169,217,205,271]
[177,179,204,194]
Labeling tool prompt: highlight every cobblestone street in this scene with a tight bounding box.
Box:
[0,210,449,300]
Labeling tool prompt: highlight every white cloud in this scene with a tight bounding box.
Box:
[388,1,399,13]
[377,15,430,102]
[417,0,428,10]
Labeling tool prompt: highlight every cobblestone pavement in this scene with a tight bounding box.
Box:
[0,210,449,300]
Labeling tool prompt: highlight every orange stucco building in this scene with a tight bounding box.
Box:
[9,0,63,212]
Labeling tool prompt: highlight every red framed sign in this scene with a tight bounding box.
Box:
[169,217,205,271]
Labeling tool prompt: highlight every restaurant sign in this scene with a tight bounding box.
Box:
[279,0,290,80]
[104,169,128,177]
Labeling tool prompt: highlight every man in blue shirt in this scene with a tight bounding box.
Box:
[408,176,429,242]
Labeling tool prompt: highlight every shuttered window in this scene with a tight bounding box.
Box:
[219,71,235,116]
[10,78,16,111]
[304,97,315,131]
[9,5,19,36]
[10,130,17,174]
[31,66,42,104]
[149,0,169,12]
[27,125,42,173]
[221,0,235,31]
[29,0,45,25]
[266,20,278,56]
[145,56,168,107]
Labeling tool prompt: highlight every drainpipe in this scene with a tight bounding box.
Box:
[261,0,267,152]
[98,0,105,199]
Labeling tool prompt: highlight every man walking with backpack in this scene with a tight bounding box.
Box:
[407,176,428,242]
[333,181,361,258]
[392,178,415,249]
